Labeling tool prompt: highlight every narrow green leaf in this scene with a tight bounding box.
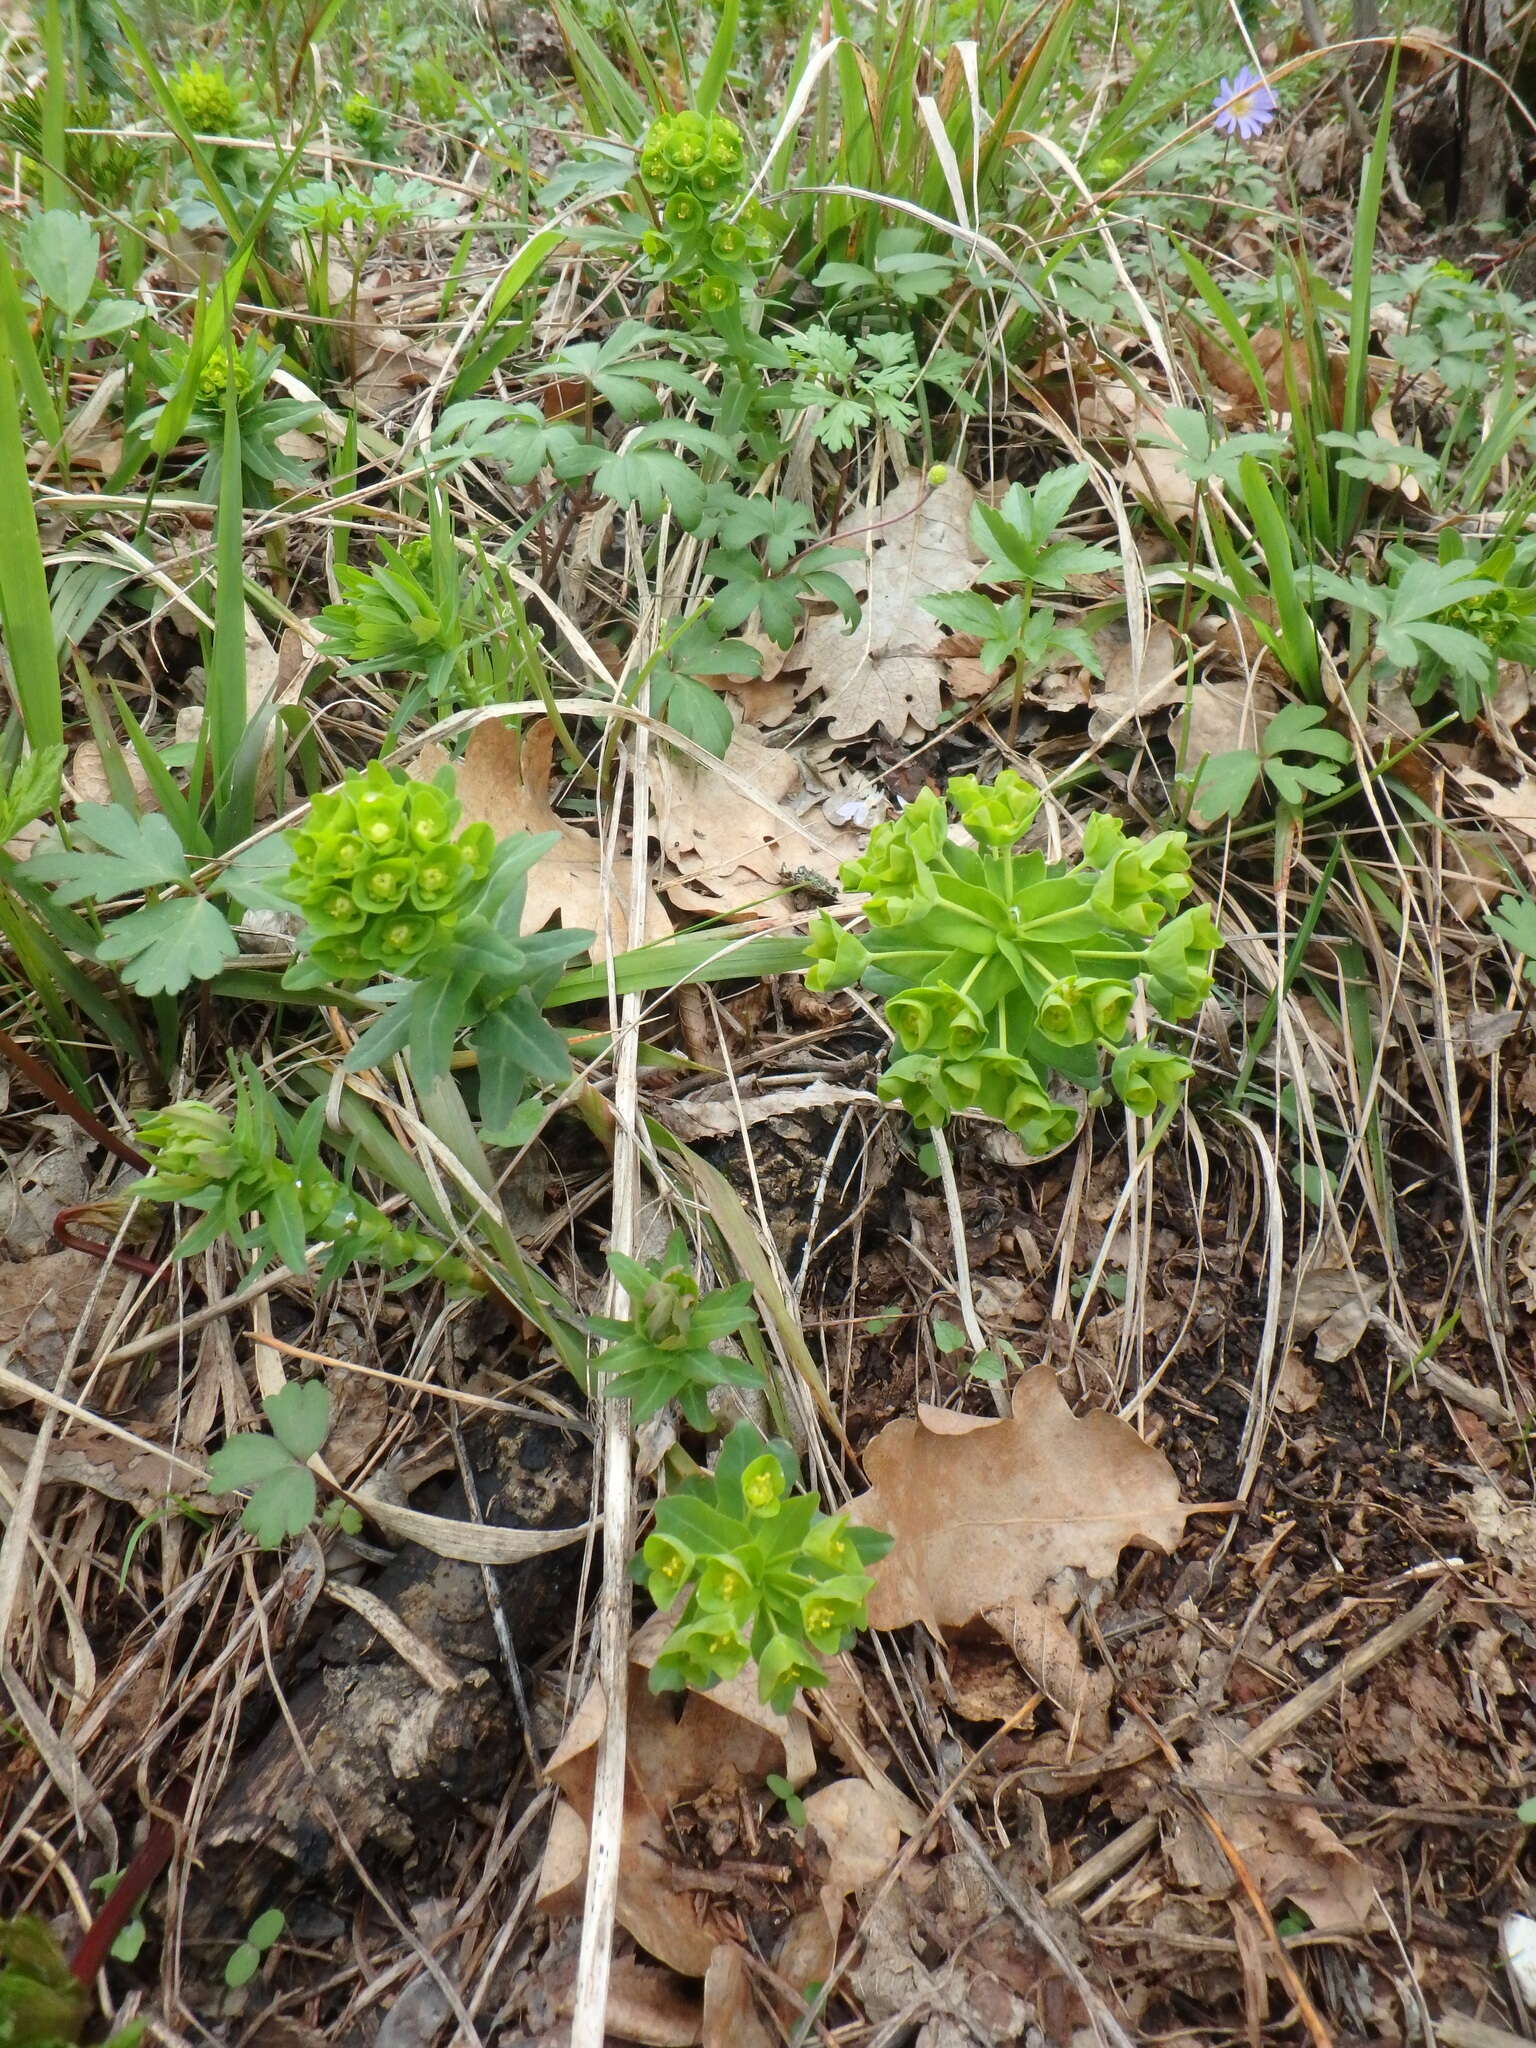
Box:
[0,346,62,749]
[1236,454,1319,694]
[696,0,738,114]
[207,381,254,841]
[0,242,63,446]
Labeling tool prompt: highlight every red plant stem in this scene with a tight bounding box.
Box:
[53,1206,162,1278]
[69,1801,181,1986]
[0,1025,148,1171]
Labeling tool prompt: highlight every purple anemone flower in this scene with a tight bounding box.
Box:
[1211,65,1279,141]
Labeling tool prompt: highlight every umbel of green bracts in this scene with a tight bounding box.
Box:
[634,109,773,310]
[588,1231,763,1431]
[131,1069,475,1291]
[279,759,494,986]
[805,771,1217,1148]
[277,758,591,1135]
[634,1422,892,1714]
[0,1915,144,2048]
[169,61,237,133]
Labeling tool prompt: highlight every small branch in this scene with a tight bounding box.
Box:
[930,1126,1008,1418]
[70,1793,184,1986]
[0,1026,148,1170]
[1046,1580,1450,1909]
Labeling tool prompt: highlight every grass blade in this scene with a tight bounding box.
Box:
[0,348,62,749]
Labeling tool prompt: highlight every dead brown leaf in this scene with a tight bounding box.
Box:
[1463,1483,1536,1575]
[984,1599,1112,1744]
[848,1364,1188,1632]
[1123,438,1200,523]
[1273,1351,1323,1416]
[1180,1734,1379,1932]
[539,1635,804,1976]
[1286,1263,1384,1363]
[1088,621,1185,739]
[552,1954,703,2045]
[702,1943,774,2048]
[344,316,451,416]
[1454,765,1536,847]
[651,726,859,920]
[652,1079,872,1142]
[0,1249,127,1383]
[0,1423,200,1510]
[793,471,979,740]
[1176,674,1281,827]
[416,718,670,958]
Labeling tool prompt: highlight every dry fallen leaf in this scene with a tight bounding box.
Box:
[702,1942,774,2048]
[1123,437,1200,524]
[793,470,980,740]
[1273,1350,1323,1416]
[984,1597,1112,1743]
[1178,1734,1379,1933]
[651,725,859,920]
[1088,620,1184,740]
[1286,1263,1384,1363]
[1463,1483,1536,1576]
[539,1622,808,1976]
[1454,765,1536,848]
[552,1953,703,2046]
[416,718,670,959]
[345,315,451,417]
[849,1364,1188,1631]
[0,1249,127,1383]
[769,1776,907,2007]
[0,1423,201,1511]
[652,1079,872,1142]
[1176,674,1281,827]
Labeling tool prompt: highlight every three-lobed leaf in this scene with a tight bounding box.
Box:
[26,803,190,901]
[208,1382,330,1547]
[94,895,239,995]
[264,1379,330,1460]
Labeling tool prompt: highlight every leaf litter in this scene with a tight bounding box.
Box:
[6,15,1536,2048]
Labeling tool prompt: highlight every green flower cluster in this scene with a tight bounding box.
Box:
[806,771,1218,1149]
[196,344,253,405]
[133,1076,473,1289]
[171,62,238,133]
[280,760,493,984]
[340,92,389,150]
[635,1422,892,1712]
[635,109,771,310]
[590,1232,762,1430]
[411,57,459,124]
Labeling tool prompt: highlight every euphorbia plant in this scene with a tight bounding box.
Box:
[589,1231,763,1429]
[279,758,592,1134]
[129,1067,476,1289]
[636,1421,892,1712]
[805,770,1218,1148]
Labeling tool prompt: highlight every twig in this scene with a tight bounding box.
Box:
[1435,2014,1534,2048]
[569,601,656,2048]
[929,1126,1008,1418]
[0,1025,148,1170]
[1197,1802,1335,2048]
[950,1813,1140,2048]
[1046,1580,1450,1909]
